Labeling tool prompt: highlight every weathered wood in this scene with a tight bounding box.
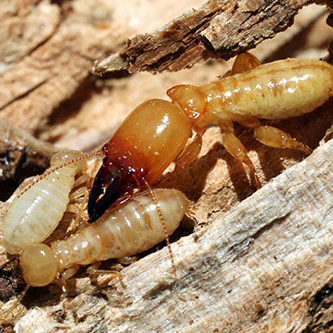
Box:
[0,0,333,331]
[0,119,56,201]
[0,0,126,133]
[0,1,330,151]
[92,0,333,74]
[2,137,331,332]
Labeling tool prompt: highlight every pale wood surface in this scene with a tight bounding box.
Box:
[2,137,332,332]
[0,0,333,331]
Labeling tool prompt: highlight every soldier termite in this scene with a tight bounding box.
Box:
[88,53,333,222]
[17,189,187,288]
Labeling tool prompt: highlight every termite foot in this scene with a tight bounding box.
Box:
[87,263,124,287]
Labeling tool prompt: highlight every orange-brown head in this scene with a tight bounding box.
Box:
[167,85,207,122]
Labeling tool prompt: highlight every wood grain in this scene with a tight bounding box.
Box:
[0,0,333,331]
[2,137,332,332]
[93,0,333,74]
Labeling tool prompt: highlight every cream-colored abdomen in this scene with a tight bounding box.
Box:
[3,166,76,254]
[52,189,187,270]
[206,59,333,120]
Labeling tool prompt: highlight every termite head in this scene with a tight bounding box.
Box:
[167,85,207,122]
[20,244,58,287]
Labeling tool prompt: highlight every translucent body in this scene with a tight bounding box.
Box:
[199,59,333,122]
[89,55,333,221]
[20,244,58,287]
[20,189,187,287]
[2,150,88,254]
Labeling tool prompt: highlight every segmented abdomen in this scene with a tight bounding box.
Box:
[3,166,77,254]
[204,59,333,120]
[52,189,187,270]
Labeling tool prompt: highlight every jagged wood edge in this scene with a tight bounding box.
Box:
[11,139,333,332]
[92,0,331,74]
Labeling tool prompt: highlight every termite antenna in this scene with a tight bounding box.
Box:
[17,150,104,199]
[17,285,29,302]
[140,177,177,277]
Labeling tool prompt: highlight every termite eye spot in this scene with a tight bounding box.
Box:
[167,85,206,121]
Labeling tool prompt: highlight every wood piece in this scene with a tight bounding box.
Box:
[0,0,205,138]
[0,119,57,201]
[0,1,333,331]
[3,137,331,332]
[42,4,332,152]
[0,0,124,134]
[0,0,59,68]
[92,0,332,74]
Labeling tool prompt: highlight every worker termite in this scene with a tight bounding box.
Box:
[88,53,333,222]
[2,149,102,255]
[17,188,187,288]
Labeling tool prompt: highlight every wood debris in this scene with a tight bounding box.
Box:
[0,0,333,331]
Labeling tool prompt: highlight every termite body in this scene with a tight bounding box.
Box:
[2,150,94,254]
[19,189,187,287]
[88,53,333,222]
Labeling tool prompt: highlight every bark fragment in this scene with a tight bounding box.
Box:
[0,0,333,331]
[92,0,333,74]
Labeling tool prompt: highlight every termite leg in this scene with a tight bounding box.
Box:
[69,185,89,202]
[174,127,206,172]
[254,126,312,154]
[220,120,262,189]
[57,265,80,293]
[222,52,261,77]
[67,174,90,229]
[231,52,261,74]
[72,174,90,190]
[232,116,312,155]
[86,262,123,285]
[66,203,89,230]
